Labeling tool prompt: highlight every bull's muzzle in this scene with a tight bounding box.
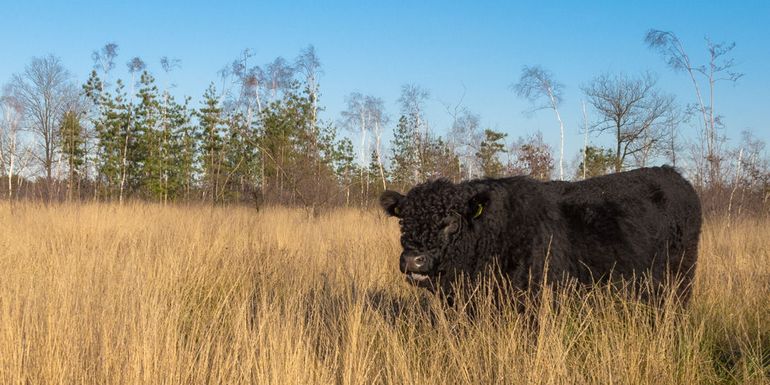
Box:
[400,253,429,273]
[400,253,434,286]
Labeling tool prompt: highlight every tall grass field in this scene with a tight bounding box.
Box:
[1,203,768,384]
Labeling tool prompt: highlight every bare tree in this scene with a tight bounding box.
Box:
[398,84,430,137]
[160,56,181,74]
[398,84,430,181]
[295,45,322,126]
[508,131,554,180]
[228,50,264,119]
[126,57,146,94]
[582,72,676,172]
[442,87,483,180]
[365,95,388,190]
[448,108,482,179]
[159,56,182,90]
[92,42,119,86]
[265,57,294,101]
[8,55,76,200]
[660,106,686,168]
[645,29,743,187]
[512,65,566,179]
[731,130,770,218]
[341,92,370,200]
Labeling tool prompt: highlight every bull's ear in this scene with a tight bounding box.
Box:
[466,190,490,220]
[442,212,462,238]
[380,190,404,217]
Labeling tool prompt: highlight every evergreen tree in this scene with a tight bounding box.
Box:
[476,129,507,177]
[196,84,225,202]
[420,136,461,181]
[259,83,324,204]
[390,115,420,191]
[59,110,86,200]
[83,71,132,200]
[134,71,161,199]
[577,146,615,179]
[367,148,388,199]
[221,111,258,202]
[169,95,196,201]
[113,80,135,202]
[330,137,356,205]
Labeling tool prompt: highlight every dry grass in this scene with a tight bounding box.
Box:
[0,203,768,384]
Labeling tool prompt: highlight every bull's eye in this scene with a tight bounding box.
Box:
[472,203,484,219]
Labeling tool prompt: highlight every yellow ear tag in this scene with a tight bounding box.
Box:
[393,207,400,215]
[472,203,483,219]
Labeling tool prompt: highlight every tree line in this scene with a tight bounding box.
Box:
[0,30,767,217]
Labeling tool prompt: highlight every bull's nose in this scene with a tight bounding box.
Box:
[400,254,428,273]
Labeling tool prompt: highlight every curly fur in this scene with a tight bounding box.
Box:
[381,166,702,303]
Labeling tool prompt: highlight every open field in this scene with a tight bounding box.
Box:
[0,203,768,384]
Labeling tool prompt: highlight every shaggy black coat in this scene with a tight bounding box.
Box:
[380,166,702,303]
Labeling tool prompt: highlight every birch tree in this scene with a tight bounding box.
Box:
[448,108,482,179]
[0,90,24,199]
[364,95,388,190]
[92,43,118,86]
[645,29,743,187]
[295,45,322,127]
[341,92,370,201]
[223,50,265,194]
[512,65,566,179]
[265,57,294,102]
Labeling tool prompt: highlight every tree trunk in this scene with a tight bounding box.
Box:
[548,88,564,180]
[375,126,386,190]
[119,132,129,205]
[582,100,588,180]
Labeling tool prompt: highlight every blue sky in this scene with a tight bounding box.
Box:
[2,0,768,171]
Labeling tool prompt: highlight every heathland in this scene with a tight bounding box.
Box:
[1,204,768,384]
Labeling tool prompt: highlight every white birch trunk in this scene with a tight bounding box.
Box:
[548,87,565,180]
[582,100,588,180]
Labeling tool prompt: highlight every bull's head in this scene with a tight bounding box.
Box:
[380,180,492,295]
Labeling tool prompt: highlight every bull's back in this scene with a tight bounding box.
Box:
[555,166,701,288]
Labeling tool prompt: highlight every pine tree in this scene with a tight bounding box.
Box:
[390,115,419,191]
[59,110,86,201]
[134,71,161,200]
[169,95,196,201]
[367,148,387,199]
[221,111,257,202]
[196,84,225,202]
[476,129,507,177]
[577,146,615,179]
[420,136,461,181]
[83,71,131,200]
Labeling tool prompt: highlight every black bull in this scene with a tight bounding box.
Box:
[380,166,702,304]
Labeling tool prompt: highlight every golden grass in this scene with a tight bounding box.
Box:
[0,203,768,384]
